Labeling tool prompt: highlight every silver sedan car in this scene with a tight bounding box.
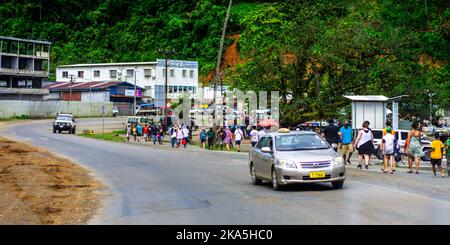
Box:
[249,129,345,190]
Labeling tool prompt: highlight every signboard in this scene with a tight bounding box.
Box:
[125,89,142,97]
[156,59,198,69]
[392,102,399,130]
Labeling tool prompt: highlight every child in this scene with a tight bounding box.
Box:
[430,133,445,177]
[381,127,395,174]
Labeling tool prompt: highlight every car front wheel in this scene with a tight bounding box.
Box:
[272,168,281,191]
[250,163,262,185]
[331,180,344,189]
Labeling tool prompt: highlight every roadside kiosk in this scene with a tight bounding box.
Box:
[344,95,389,129]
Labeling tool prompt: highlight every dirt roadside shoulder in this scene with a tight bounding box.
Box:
[0,135,104,224]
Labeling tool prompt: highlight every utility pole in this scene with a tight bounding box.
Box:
[428,92,436,123]
[134,69,137,116]
[213,0,233,126]
[158,49,175,126]
[68,74,75,109]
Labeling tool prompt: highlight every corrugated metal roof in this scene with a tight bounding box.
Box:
[0,36,52,45]
[344,95,389,102]
[57,62,157,68]
[45,81,144,91]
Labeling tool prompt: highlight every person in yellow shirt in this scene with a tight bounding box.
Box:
[382,122,396,136]
[430,133,445,177]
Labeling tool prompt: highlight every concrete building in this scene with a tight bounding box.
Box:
[0,36,51,100]
[56,59,199,107]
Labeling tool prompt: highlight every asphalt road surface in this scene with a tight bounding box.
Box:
[2,118,449,225]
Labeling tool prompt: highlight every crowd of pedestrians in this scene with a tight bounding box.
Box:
[123,117,449,177]
[196,126,267,152]
[317,119,450,177]
[126,123,166,145]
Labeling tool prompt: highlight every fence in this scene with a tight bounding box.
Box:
[0,100,113,119]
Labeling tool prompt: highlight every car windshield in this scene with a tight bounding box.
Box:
[128,118,138,123]
[56,116,72,121]
[275,134,330,151]
[372,130,383,139]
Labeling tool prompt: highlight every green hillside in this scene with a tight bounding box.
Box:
[0,0,448,123]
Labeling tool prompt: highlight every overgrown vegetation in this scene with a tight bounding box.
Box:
[1,0,448,124]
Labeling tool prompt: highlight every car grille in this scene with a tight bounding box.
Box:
[299,161,331,169]
[302,175,331,180]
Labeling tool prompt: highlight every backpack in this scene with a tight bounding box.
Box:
[200,131,207,140]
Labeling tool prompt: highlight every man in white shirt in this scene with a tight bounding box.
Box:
[250,127,259,147]
[182,126,190,148]
[234,127,244,152]
[258,127,266,140]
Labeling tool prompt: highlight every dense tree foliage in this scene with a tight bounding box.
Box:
[228,0,449,124]
[1,0,448,124]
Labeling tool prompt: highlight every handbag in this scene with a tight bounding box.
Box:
[182,138,187,145]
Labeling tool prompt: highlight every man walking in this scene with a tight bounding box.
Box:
[234,127,244,152]
[322,119,339,151]
[207,128,216,150]
[339,121,353,164]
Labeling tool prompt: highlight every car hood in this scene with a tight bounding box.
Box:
[275,148,338,162]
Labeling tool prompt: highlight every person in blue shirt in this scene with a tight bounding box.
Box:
[136,124,143,143]
[339,121,354,165]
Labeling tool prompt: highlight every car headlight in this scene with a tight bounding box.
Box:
[279,160,297,169]
[332,157,344,167]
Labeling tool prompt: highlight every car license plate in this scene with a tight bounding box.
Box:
[309,171,325,179]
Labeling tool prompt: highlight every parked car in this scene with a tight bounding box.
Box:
[371,129,432,161]
[53,113,76,134]
[249,129,346,190]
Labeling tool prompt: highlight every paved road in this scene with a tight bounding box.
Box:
[2,118,449,224]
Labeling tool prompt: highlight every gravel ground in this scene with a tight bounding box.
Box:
[0,136,104,224]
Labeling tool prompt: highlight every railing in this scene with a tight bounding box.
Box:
[0,52,50,59]
[0,88,50,95]
[0,68,48,76]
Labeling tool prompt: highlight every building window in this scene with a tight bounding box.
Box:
[18,80,26,87]
[162,69,166,77]
[78,71,84,78]
[62,71,68,78]
[144,69,153,77]
[174,86,178,93]
[170,69,175,77]
[126,69,134,77]
[182,70,187,78]
[110,70,117,78]
[94,70,100,77]
[0,81,7,87]
[189,70,194,78]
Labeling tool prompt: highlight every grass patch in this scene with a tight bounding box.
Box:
[79,129,127,143]
[0,114,31,121]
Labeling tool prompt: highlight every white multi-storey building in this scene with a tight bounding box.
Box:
[56,59,199,107]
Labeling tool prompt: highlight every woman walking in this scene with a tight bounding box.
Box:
[217,127,225,151]
[224,127,231,151]
[354,121,374,169]
[405,122,424,174]
[176,126,184,148]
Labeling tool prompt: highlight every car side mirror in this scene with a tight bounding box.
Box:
[261,147,272,153]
